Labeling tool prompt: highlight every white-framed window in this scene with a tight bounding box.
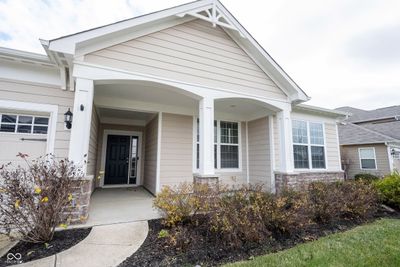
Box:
[196,119,240,170]
[0,113,49,135]
[359,147,377,170]
[292,120,326,169]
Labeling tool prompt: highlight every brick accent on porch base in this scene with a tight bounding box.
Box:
[64,178,93,224]
[275,171,345,193]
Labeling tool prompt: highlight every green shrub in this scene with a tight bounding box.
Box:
[375,172,400,209]
[0,154,84,243]
[354,173,380,182]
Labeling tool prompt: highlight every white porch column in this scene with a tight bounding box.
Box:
[199,97,215,176]
[68,78,94,174]
[277,107,294,173]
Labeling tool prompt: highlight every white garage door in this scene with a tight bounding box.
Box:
[0,113,49,166]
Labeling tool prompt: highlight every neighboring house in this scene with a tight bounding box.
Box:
[337,106,400,178]
[0,0,346,222]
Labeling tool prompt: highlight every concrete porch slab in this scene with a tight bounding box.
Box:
[84,187,161,227]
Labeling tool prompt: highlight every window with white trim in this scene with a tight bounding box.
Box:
[359,148,376,169]
[0,113,49,135]
[196,119,239,169]
[292,120,326,169]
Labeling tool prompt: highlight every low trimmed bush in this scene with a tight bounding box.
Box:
[154,179,380,250]
[307,181,378,223]
[153,182,219,226]
[354,173,380,182]
[209,184,271,247]
[0,154,84,243]
[375,172,400,209]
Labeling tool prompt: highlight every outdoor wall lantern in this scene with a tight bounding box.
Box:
[64,108,73,129]
[391,148,396,156]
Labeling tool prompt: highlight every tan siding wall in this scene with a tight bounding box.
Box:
[85,19,287,101]
[144,116,158,194]
[0,79,74,159]
[216,122,247,186]
[247,117,271,190]
[95,124,145,187]
[325,123,341,171]
[87,107,99,176]
[341,144,391,178]
[160,113,193,188]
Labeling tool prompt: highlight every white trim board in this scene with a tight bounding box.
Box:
[0,99,58,155]
[99,129,143,187]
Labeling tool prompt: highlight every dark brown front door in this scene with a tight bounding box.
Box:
[104,135,130,185]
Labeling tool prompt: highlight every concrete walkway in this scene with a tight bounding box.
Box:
[85,187,160,226]
[12,221,148,267]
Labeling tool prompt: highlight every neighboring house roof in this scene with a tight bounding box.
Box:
[337,105,400,146]
[361,121,400,141]
[336,105,400,123]
[338,122,399,145]
[39,0,309,102]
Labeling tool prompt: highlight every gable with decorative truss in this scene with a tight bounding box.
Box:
[84,19,288,101]
[176,0,245,37]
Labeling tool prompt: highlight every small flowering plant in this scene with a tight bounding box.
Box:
[0,153,84,243]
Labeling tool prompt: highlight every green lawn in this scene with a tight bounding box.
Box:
[226,218,400,267]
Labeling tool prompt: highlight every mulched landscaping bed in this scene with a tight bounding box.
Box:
[119,208,400,267]
[0,227,91,266]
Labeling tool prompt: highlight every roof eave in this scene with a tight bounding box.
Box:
[294,103,349,118]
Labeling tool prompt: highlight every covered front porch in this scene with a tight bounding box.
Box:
[66,77,295,223]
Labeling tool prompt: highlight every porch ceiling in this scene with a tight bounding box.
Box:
[215,98,276,121]
[94,81,199,115]
[97,107,156,126]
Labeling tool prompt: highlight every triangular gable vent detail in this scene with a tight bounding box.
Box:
[176,1,245,37]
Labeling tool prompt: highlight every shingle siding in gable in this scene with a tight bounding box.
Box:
[84,19,287,101]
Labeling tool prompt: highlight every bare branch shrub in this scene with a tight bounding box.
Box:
[0,153,84,243]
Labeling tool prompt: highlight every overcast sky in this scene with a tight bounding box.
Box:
[0,0,399,110]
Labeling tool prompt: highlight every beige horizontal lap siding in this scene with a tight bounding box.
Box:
[0,79,74,159]
[248,117,271,190]
[160,113,193,188]
[84,19,287,100]
[86,107,99,176]
[216,122,247,186]
[324,123,341,171]
[341,144,391,178]
[144,116,158,194]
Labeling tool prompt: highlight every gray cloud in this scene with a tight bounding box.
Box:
[345,24,400,65]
